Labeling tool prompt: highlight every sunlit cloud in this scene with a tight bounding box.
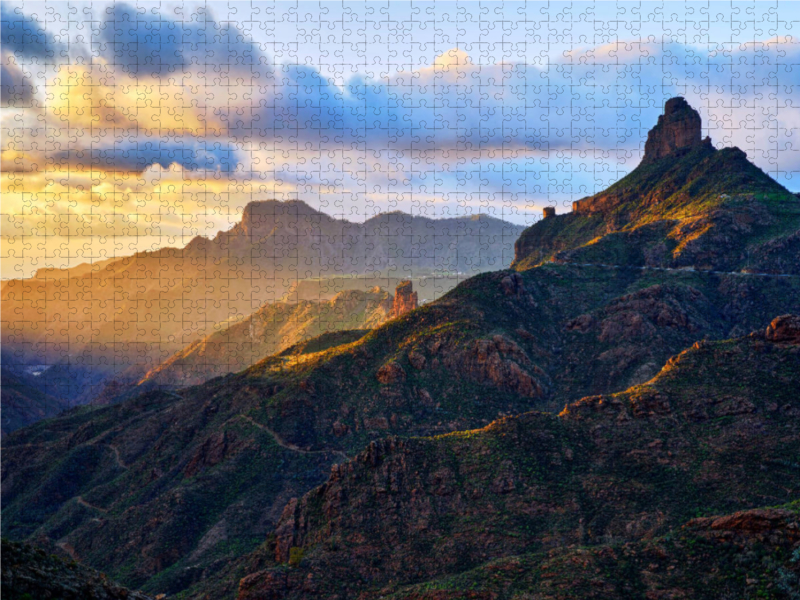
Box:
[2,1,799,278]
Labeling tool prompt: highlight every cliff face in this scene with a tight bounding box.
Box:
[7,260,800,598]
[642,96,706,163]
[237,325,800,599]
[391,281,418,318]
[4,99,800,600]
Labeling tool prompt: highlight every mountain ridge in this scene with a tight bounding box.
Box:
[236,320,800,599]
[1,201,523,416]
[3,98,800,598]
[514,98,800,274]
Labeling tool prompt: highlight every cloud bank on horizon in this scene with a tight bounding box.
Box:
[2,1,799,277]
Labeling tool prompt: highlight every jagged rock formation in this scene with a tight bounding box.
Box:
[766,313,800,344]
[642,96,708,163]
[1,539,153,600]
[391,281,418,318]
[518,97,800,272]
[3,102,800,599]
[5,265,800,598]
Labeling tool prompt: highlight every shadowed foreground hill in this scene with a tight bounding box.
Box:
[1,538,153,600]
[382,503,800,600]
[236,321,800,599]
[6,265,800,597]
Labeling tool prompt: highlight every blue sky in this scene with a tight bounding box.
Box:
[2,1,800,276]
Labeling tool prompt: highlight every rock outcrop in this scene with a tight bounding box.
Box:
[765,314,800,344]
[391,281,418,318]
[642,96,708,163]
[514,97,800,273]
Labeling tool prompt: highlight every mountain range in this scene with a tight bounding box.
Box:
[2,98,799,600]
[1,206,523,418]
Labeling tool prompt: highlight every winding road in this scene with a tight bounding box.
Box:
[239,414,348,461]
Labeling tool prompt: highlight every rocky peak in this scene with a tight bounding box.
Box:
[237,200,327,236]
[643,97,708,163]
[391,281,418,318]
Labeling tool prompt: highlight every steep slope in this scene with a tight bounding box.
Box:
[3,266,800,597]
[1,538,153,600]
[383,503,800,600]
[3,101,800,598]
[113,288,392,396]
[0,366,69,434]
[514,98,800,273]
[235,320,800,599]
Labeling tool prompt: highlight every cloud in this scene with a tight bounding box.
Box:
[1,59,35,106]
[1,3,67,60]
[96,3,270,80]
[49,138,241,173]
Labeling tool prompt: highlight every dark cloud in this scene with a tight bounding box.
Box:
[50,139,240,173]
[1,3,67,60]
[98,3,268,79]
[1,61,35,105]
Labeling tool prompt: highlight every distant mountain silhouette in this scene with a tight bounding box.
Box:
[1,205,523,411]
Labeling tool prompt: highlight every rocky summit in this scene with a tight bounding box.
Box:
[519,98,800,274]
[642,96,708,163]
[2,97,799,600]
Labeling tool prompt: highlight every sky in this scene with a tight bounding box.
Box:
[2,1,800,278]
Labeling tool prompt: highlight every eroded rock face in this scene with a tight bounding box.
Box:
[449,335,545,398]
[392,281,418,318]
[643,97,705,163]
[765,314,800,344]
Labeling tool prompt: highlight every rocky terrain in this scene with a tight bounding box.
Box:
[2,98,799,599]
[237,318,800,599]
[1,538,153,600]
[383,503,800,600]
